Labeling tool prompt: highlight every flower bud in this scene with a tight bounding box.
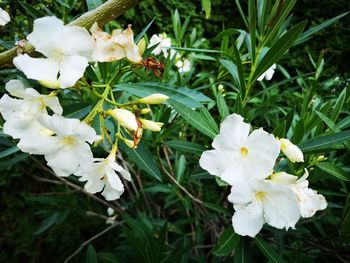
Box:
[140,119,164,132]
[39,80,60,89]
[137,38,146,56]
[108,108,138,131]
[280,138,304,163]
[123,138,136,149]
[140,108,151,114]
[138,93,169,104]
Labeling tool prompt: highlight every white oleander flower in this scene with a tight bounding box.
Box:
[271,170,327,218]
[0,80,62,139]
[17,114,100,177]
[90,22,141,63]
[280,138,304,163]
[257,64,276,81]
[109,108,139,132]
[0,7,10,26]
[228,178,300,237]
[77,146,131,201]
[148,33,172,58]
[13,16,93,89]
[176,59,191,73]
[199,114,280,185]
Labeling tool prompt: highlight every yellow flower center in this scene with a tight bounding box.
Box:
[240,146,248,157]
[52,48,65,62]
[255,191,265,201]
[60,136,76,147]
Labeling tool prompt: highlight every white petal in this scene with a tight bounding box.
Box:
[59,26,93,58]
[232,200,264,237]
[110,162,131,181]
[0,8,10,26]
[199,149,232,177]
[5,80,26,98]
[212,113,250,151]
[45,148,80,176]
[0,94,22,120]
[102,182,124,201]
[58,55,88,88]
[27,16,64,51]
[44,97,63,115]
[106,167,124,192]
[13,55,59,83]
[260,183,300,230]
[245,129,280,180]
[18,133,59,155]
[228,182,255,205]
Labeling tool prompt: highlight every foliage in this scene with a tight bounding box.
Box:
[0,0,349,262]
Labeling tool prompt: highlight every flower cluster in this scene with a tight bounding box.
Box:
[12,17,142,90]
[148,33,191,73]
[0,16,168,201]
[200,114,327,237]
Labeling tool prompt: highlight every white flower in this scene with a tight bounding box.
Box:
[176,59,191,73]
[17,114,100,177]
[77,146,131,201]
[109,108,138,132]
[0,80,62,139]
[280,138,304,163]
[199,114,280,185]
[90,22,141,63]
[257,64,276,81]
[0,7,10,26]
[228,178,300,237]
[271,170,327,218]
[13,16,93,89]
[148,33,172,58]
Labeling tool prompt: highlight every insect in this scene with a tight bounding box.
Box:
[138,57,164,78]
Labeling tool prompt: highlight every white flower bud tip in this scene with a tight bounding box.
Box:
[138,93,169,104]
[109,108,138,132]
[280,138,304,163]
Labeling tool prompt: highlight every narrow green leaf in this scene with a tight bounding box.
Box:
[135,18,155,43]
[248,0,256,63]
[316,162,350,182]
[165,140,206,155]
[0,146,19,159]
[120,142,162,182]
[331,87,346,122]
[292,119,304,144]
[170,100,218,139]
[219,59,240,88]
[299,130,350,153]
[234,238,251,263]
[203,202,231,216]
[216,92,230,119]
[86,244,98,263]
[213,227,241,257]
[201,0,211,19]
[255,237,287,263]
[314,110,337,131]
[115,83,212,108]
[34,212,60,235]
[252,21,306,86]
[294,12,349,46]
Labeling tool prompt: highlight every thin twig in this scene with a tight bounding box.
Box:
[64,221,123,263]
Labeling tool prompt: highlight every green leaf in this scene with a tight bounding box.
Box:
[19,2,43,19]
[64,103,92,119]
[143,184,172,193]
[0,146,19,159]
[219,59,240,89]
[115,83,212,108]
[255,237,287,263]
[86,0,102,11]
[135,18,155,43]
[55,0,70,8]
[120,142,162,182]
[213,227,241,257]
[292,119,304,144]
[97,252,119,263]
[201,0,211,19]
[234,238,251,263]
[316,162,350,182]
[331,87,346,122]
[299,130,350,153]
[34,212,60,235]
[294,12,349,46]
[86,244,98,263]
[216,92,230,119]
[314,110,337,131]
[170,100,218,139]
[252,21,306,86]
[165,140,206,155]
